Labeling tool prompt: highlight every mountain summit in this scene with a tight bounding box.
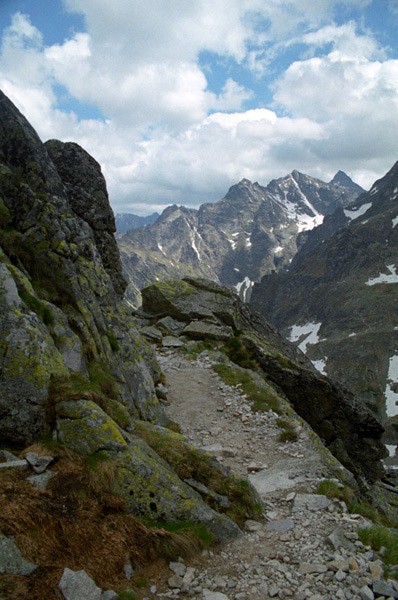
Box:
[330,170,365,195]
[119,170,364,306]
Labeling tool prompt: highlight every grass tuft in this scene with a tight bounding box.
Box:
[212,363,281,415]
[278,429,298,443]
[358,526,398,566]
[118,590,137,600]
[0,448,201,600]
[19,290,54,325]
[316,479,354,505]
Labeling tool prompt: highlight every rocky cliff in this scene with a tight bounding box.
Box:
[251,160,398,467]
[118,172,363,307]
[0,90,256,548]
[0,91,164,444]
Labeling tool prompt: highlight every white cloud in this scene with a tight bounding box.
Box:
[0,3,397,214]
[210,78,254,111]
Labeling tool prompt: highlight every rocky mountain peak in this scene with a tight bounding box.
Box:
[330,170,365,195]
[119,165,365,305]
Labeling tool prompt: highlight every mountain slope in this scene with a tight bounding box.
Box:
[119,171,363,306]
[251,160,398,465]
[115,211,159,233]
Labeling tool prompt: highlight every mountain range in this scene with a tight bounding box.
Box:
[118,170,363,306]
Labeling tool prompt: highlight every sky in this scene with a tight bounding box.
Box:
[1,1,398,215]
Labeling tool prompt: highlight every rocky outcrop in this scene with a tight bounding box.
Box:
[140,278,387,487]
[0,90,165,446]
[0,91,251,542]
[45,140,126,296]
[118,172,363,306]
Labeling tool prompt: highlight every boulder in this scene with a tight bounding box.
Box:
[0,536,36,576]
[112,436,241,543]
[56,400,127,455]
[56,400,240,542]
[59,568,101,600]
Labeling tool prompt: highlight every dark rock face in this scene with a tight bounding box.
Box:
[141,278,386,485]
[330,170,365,196]
[251,160,398,459]
[118,172,363,307]
[0,90,163,445]
[45,139,126,296]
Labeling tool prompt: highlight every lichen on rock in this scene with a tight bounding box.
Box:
[0,90,166,445]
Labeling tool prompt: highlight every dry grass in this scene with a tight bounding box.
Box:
[0,448,203,600]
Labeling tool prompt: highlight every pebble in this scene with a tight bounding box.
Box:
[169,561,187,577]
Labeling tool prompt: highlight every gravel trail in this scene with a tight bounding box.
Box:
[148,348,397,600]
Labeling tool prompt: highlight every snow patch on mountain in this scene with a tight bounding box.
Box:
[289,322,322,353]
[235,276,254,303]
[385,355,398,418]
[386,445,397,458]
[191,227,201,261]
[276,192,324,232]
[344,203,372,220]
[392,216,398,228]
[312,358,327,375]
[365,264,398,286]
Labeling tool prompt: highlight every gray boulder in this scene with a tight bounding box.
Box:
[59,568,101,600]
[0,536,36,575]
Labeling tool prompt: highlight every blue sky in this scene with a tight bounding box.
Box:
[1,1,398,214]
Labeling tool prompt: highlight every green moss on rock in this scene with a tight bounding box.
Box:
[56,399,127,455]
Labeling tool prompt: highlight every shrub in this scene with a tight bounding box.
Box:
[221,336,257,370]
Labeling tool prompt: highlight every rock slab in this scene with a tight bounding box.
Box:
[59,568,101,600]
